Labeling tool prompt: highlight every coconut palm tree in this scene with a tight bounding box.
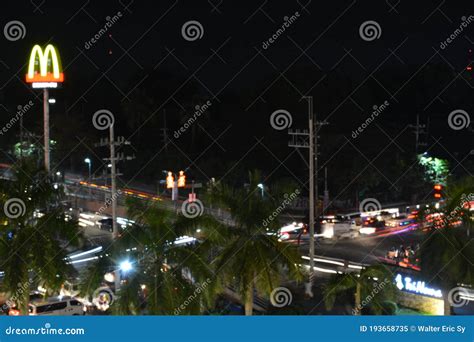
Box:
[323,265,398,315]
[420,177,474,315]
[0,160,80,314]
[80,197,221,315]
[208,170,303,315]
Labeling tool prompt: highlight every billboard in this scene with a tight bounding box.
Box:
[25,44,64,88]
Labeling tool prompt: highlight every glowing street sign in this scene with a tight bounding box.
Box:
[25,44,64,88]
[395,274,442,298]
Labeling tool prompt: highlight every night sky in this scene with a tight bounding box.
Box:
[0,1,472,199]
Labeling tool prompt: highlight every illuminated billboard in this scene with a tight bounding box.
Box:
[25,44,64,88]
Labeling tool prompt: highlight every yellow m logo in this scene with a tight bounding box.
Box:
[26,44,64,83]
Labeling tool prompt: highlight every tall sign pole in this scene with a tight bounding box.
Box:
[25,44,64,173]
[43,88,50,172]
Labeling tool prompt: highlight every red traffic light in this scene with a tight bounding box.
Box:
[433,184,442,191]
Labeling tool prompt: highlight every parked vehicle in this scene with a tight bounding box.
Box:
[27,296,85,316]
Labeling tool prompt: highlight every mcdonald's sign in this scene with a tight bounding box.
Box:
[25,44,64,88]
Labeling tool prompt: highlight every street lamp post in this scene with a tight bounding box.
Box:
[257,183,264,198]
[115,260,133,292]
[84,158,92,197]
[84,158,92,180]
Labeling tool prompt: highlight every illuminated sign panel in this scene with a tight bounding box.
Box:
[166,172,174,189]
[25,44,64,88]
[177,170,186,187]
[395,274,442,298]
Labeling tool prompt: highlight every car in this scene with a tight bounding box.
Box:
[27,296,85,316]
[277,222,308,241]
[98,218,113,232]
[338,229,359,239]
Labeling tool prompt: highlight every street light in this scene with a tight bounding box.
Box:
[84,158,92,197]
[84,158,92,181]
[115,260,133,292]
[119,260,133,273]
[257,183,264,198]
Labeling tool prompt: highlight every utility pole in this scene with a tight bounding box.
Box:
[306,96,315,297]
[160,109,169,152]
[109,124,118,239]
[288,96,328,297]
[19,115,23,159]
[323,167,329,213]
[43,89,50,173]
[408,114,427,153]
[95,135,134,240]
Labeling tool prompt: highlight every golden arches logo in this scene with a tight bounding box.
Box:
[25,44,64,83]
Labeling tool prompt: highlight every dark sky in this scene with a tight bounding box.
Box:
[0,1,472,193]
[1,1,472,89]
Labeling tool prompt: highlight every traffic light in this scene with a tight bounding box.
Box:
[177,170,186,188]
[433,184,442,199]
[166,172,174,189]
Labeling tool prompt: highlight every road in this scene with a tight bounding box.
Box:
[295,227,424,266]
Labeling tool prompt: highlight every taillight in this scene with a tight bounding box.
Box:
[9,309,20,316]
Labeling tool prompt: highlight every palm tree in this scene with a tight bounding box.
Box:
[208,170,302,315]
[0,160,80,314]
[323,265,398,315]
[420,177,474,315]
[80,197,220,315]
